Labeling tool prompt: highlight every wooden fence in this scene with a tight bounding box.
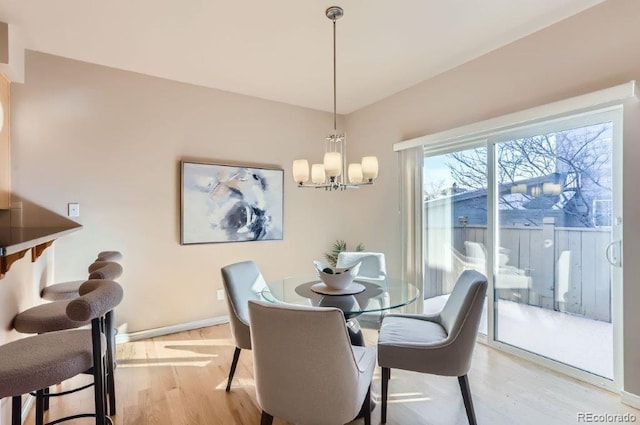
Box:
[425,221,612,322]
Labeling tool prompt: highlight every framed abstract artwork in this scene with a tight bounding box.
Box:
[181,161,284,244]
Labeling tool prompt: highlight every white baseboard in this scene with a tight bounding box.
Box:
[621,390,640,409]
[115,316,229,343]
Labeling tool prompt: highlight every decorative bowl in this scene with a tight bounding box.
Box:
[313,260,361,290]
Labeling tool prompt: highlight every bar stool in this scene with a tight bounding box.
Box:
[41,251,123,301]
[0,279,123,425]
[14,263,123,415]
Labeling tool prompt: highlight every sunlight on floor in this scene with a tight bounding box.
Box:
[387,391,432,404]
[117,337,234,368]
[387,397,432,404]
[214,378,256,391]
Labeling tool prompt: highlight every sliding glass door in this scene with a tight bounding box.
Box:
[422,107,622,386]
[492,113,621,380]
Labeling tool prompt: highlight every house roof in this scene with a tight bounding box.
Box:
[426,173,565,208]
[0,0,605,113]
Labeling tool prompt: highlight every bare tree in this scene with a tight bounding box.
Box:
[445,123,612,227]
[423,178,448,200]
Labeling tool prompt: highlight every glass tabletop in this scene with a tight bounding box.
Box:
[260,275,420,317]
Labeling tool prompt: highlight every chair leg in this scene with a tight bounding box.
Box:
[36,389,45,425]
[358,385,371,425]
[226,347,241,392]
[105,311,117,415]
[458,375,478,425]
[12,396,21,425]
[381,367,390,423]
[260,411,274,425]
[103,357,110,416]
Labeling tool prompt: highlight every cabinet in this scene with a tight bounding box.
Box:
[0,73,8,209]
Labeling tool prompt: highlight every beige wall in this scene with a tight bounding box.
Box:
[0,74,9,209]
[345,0,640,395]
[8,51,366,336]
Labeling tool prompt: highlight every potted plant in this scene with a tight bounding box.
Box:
[324,240,365,267]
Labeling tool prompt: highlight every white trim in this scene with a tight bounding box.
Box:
[115,316,229,343]
[394,81,636,152]
[422,138,487,157]
[621,391,640,409]
[611,109,625,390]
[487,141,497,345]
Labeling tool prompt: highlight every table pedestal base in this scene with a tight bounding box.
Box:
[347,319,365,346]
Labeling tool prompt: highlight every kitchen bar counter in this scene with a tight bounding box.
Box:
[0,225,81,256]
[0,224,82,278]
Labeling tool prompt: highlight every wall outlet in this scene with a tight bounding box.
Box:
[68,203,80,217]
[217,289,225,301]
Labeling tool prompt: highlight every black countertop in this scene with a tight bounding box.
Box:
[0,225,82,256]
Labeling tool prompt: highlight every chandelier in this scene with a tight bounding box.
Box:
[292,6,378,191]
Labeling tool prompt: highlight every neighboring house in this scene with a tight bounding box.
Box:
[426,173,582,228]
[426,126,613,228]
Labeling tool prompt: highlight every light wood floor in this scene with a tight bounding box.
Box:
[26,323,639,425]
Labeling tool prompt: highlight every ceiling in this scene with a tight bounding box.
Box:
[0,0,605,114]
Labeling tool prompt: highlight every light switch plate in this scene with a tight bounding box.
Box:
[68,203,80,217]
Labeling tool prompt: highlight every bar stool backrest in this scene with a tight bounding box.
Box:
[87,261,123,281]
[67,280,124,323]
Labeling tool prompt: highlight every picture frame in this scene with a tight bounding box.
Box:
[181,161,284,244]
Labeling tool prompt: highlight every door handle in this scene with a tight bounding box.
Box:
[606,240,622,268]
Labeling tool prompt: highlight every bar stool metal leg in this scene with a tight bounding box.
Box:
[105,310,117,415]
[44,386,50,411]
[12,396,21,425]
[36,389,45,425]
[92,320,107,425]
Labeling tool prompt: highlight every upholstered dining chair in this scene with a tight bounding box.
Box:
[220,260,268,392]
[337,251,386,280]
[0,279,123,425]
[377,269,488,425]
[248,300,376,425]
[338,251,388,330]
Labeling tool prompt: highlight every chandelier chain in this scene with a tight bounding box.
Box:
[333,17,337,131]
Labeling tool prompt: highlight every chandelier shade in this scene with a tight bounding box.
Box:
[311,164,326,184]
[293,159,310,183]
[292,6,378,191]
[361,156,379,180]
[348,163,363,184]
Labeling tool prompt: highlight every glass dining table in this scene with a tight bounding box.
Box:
[259,275,421,346]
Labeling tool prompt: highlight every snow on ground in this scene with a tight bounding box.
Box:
[424,295,613,379]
